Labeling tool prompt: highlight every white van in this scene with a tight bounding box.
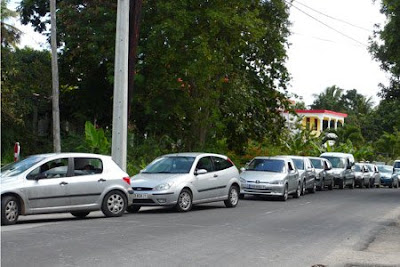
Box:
[320,152,355,189]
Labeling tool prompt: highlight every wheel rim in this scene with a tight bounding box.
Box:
[230,188,238,205]
[5,200,18,222]
[284,185,288,200]
[107,193,124,214]
[297,183,301,197]
[302,181,306,195]
[179,192,191,210]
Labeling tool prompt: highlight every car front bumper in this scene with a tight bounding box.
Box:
[240,183,285,197]
[131,190,178,206]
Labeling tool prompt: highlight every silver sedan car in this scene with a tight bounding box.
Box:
[239,156,301,201]
[129,153,240,212]
[1,153,134,225]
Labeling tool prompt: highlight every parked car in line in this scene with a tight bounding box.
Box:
[354,163,371,188]
[394,160,400,170]
[129,153,240,212]
[364,163,381,188]
[1,153,134,225]
[393,168,400,187]
[280,156,317,195]
[308,157,334,191]
[320,152,355,189]
[239,156,301,201]
[378,165,399,188]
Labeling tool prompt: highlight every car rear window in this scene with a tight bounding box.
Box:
[74,158,103,175]
[212,157,233,171]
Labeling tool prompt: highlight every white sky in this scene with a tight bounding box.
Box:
[286,0,389,106]
[8,0,390,107]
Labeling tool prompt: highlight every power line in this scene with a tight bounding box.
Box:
[293,0,372,32]
[285,0,368,47]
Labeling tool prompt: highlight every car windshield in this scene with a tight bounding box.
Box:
[142,156,195,174]
[354,165,362,172]
[292,158,304,170]
[322,156,346,168]
[1,155,46,178]
[394,162,400,169]
[310,159,322,169]
[366,165,374,171]
[378,165,393,173]
[246,159,285,173]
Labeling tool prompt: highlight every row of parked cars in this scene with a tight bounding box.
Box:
[1,152,400,225]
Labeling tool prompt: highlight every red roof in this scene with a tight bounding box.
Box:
[294,109,348,118]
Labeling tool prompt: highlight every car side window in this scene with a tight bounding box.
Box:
[74,158,103,176]
[196,157,214,172]
[212,157,233,171]
[27,158,69,180]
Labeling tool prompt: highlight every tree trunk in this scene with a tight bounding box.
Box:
[50,0,61,153]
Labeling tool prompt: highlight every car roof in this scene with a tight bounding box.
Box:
[162,152,227,158]
[26,153,112,160]
[253,156,292,162]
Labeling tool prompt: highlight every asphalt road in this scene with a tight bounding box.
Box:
[2,187,400,267]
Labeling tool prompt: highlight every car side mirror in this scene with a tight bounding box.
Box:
[195,169,207,175]
[240,167,246,172]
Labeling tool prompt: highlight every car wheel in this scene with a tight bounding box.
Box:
[279,184,288,201]
[359,180,364,188]
[339,179,345,189]
[126,205,141,213]
[176,189,193,212]
[318,179,324,191]
[308,181,316,193]
[389,179,393,188]
[301,180,306,195]
[239,193,245,199]
[395,181,399,189]
[293,182,301,199]
[225,185,239,208]
[71,211,90,218]
[328,179,334,190]
[101,190,127,217]
[1,196,19,225]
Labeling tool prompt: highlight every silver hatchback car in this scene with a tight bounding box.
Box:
[1,153,134,225]
[239,156,301,201]
[129,153,240,212]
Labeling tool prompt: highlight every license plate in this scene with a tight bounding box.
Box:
[133,193,148,199]
[248,184,265,189]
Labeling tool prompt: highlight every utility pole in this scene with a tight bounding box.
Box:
[112,0,129,170]
[50,0,61,153]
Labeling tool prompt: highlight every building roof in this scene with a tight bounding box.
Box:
[294,109,348,118]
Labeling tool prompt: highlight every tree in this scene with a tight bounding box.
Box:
[1,0,22,48]
[310,85,344,111]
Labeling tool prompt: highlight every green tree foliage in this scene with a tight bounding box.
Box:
[1,48,52,157]
[19,0,292,154]
[310,85,344,111]
[1,0,22,48]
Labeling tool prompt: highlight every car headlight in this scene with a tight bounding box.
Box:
[154,183,173,191]
[240,177,247,183]
[269,180,284,185]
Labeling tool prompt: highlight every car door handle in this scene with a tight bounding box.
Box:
[59,181,68,186]
[213,174,218,178]
[98,178,106,183]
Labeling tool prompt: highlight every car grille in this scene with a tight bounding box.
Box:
[244,189,272,193]
[132,187,153,191]
[133,199,155,204]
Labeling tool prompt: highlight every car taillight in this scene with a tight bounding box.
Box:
[123,177,131,185]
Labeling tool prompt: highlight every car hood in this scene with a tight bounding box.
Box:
[240,171,286,182]
[130,173,190,187]
[330,168,345,175]
[380,173,392,179]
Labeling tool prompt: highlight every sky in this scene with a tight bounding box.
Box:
[8,0,390,107]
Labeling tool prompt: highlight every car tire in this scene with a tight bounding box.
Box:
[293,182,301,199]
[339,179,345,189]
[1,195,19,225]
[389,180,393,188]
[176,189,193,212]
[301,180,306,196]
[126,205,141,213]
[308,181,316,193]
[318,179,324,191]
[359,180,364,188]
[224,185,239,208]
[101,190,127,217]
[279,184,289,201]
[71,211,90,218]
[328,179,334,190]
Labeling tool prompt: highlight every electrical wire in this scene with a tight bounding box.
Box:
[285,0,368,47]
[293,0,372,32]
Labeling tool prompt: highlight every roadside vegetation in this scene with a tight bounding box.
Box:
[1,0,399,174]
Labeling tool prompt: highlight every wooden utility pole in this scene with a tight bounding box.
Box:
[50,0,61,153]
[112,0,130,170]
